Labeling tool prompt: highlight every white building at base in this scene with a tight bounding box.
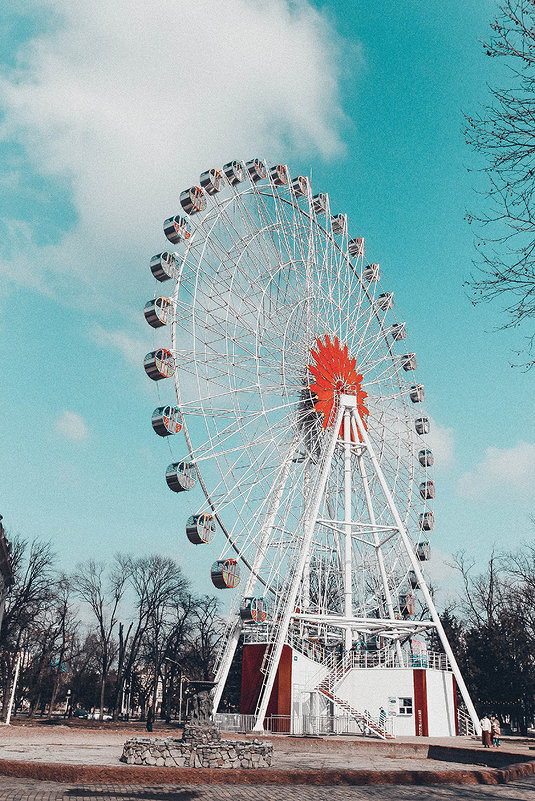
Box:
[239,640,460,738]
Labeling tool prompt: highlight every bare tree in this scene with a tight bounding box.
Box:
[71,558,128,719]
[0,537,56,719]
[46,575,77,718]
[137,556,188,713]
[183,595,222,681]
[450,546,535,731]
[450,550,506,626]
[465,0,535,364]
[112,555,188,720]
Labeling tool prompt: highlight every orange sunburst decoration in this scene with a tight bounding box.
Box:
[309,335,369,442]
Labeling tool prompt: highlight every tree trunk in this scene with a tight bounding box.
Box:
[99,673,106,720]
[48,672,61,719]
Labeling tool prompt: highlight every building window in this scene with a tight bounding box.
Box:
[399,697,413,715]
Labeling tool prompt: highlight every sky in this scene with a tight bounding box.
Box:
[0,0,533,608]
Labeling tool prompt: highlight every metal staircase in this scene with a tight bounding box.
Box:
[314,655,394,740]
[457,705,477,737]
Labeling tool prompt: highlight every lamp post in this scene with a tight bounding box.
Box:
[164,656,188,724]
[64,689,71,718]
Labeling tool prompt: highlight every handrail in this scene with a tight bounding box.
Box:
[242,628,452,672]
[215,712,395,737]
[457,707,476,737]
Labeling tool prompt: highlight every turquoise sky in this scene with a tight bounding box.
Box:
[0,0,532,604]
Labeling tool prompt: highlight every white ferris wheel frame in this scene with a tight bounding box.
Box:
[145,158,481,735]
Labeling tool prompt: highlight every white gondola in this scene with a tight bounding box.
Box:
[291,175,308,198]
[166,461,196,492]
[419,480,435,500]
[211,558,240,588]
[410,384,425,403]
[408,570,419,589]
[240,597,268,624]
[163,216,192,245]
[150,251,180,282]
[415,417,430,435]
[376,292,394,311]
[418,448,434,467]
[152,405,182,437]
[144,297,172,328]
[416,541,431,561]
[223,160,245,185]
[311,193,327,213]
[419,511,435,531]
[331,214,347,234]
[144,349,176,381]
[246,159,267,182]
[391,322,406,341]
[180,186,207,215]
[363,262,380,281]
[200,168,225,195]
[186,513,216,544]
[348,237,364,257]
[270,164,289,186]
[401,353,417,371]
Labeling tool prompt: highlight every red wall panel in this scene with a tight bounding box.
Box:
[413,668,428,736]
[241,643,292,723]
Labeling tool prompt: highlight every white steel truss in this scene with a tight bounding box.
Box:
[213,396,480,735]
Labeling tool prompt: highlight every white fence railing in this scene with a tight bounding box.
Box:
[344,649,451,672]
[242,629,452,673]
[215,712,395,737]
[215,712,256,732]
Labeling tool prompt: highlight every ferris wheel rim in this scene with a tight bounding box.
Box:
[150,157,434,611]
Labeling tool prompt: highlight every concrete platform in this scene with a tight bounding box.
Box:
[0,723,533,787]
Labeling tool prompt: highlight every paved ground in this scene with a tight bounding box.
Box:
[0,723,533,798]
[0,776,534,800]
[0,727,478,772]
[1,725,531,772]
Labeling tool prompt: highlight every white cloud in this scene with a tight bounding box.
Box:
[55,410,89,442]
[91,324,146,367]
[457,440,535,499]
[426,418,455,467]
[0,0,348,309]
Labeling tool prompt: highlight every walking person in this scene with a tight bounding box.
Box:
[491,716,501,748]
[480,714,491,748]
[146,701,154,733]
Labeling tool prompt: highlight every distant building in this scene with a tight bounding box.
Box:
[0,516,14,631]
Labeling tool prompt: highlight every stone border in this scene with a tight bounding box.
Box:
[121,736,272,768]
[0,751,533,786]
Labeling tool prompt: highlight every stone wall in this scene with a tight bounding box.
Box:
[121,736,272,769]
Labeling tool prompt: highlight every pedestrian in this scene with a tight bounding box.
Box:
[480,714,491,748]
[146,702,154,733]
[379,707,386,727]
[491,716,501,748]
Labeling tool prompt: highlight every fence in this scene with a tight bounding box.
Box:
[215,712,395,738]
[241,629,452,673]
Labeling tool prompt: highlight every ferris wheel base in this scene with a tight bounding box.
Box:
[239,642,460,737]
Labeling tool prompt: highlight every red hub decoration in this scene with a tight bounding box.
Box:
[309,335,369,442]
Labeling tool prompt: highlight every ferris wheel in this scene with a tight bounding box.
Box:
[143,158,479,733]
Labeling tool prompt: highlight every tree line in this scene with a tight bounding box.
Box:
[432,541,535,734]
[0,536,224,721]
[2,533,534,730]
